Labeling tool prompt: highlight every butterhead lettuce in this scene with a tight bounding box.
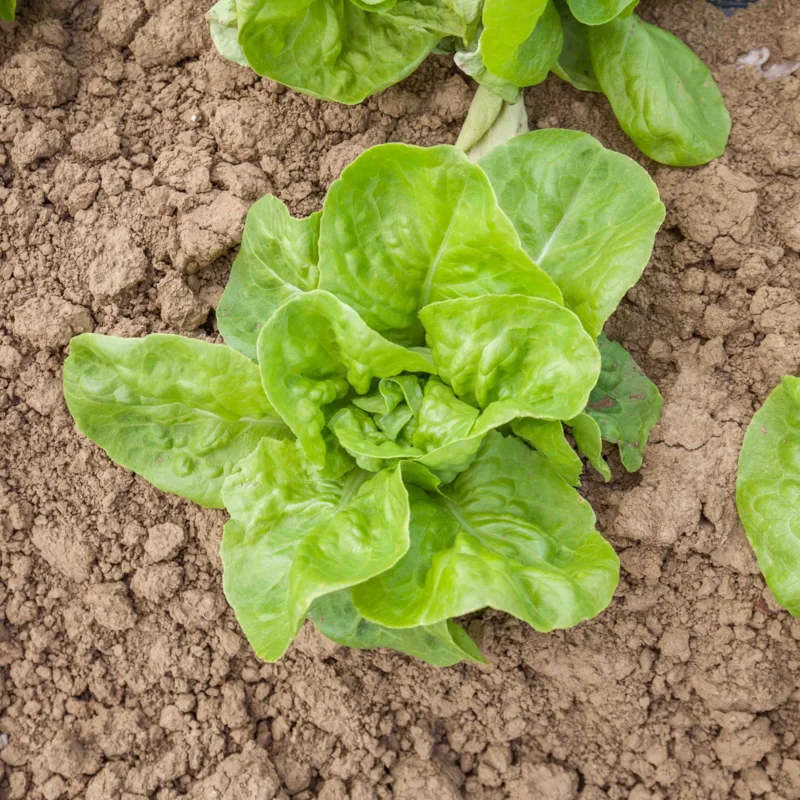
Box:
[208,0,730,167]
[65,132,665,665]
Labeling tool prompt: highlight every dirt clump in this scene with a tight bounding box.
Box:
[3,0,800,799]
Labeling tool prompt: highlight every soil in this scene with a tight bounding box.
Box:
[1,0,800,797]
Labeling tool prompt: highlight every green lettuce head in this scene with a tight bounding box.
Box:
[64,131,665,665]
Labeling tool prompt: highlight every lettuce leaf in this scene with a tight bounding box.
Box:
[480,129,665,338]
[318,143,562,345]
[737,377,800,617]
[64,334,288,508]
[589,15,731,167]
[352,432,619,630]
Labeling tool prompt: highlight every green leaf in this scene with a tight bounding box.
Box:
[208,0,249,66]
[482,0,563,88]
[420,295,600,420]
[412,378,479,452]
[585,335,663,472]
[454,42,522,106]
[568,412,610,481]
[589,15,731,166]
[566,0,632,25]
[352,375,424,417]
[221,438,412,661]
[552,1,601,92]
[235,0,438,104]
[353,432,619,630]
[217,195,321,360]
[63,334,288,508]
[511,418,582,487]
[309,590,486,666]
[257,290,434,467]
[737,377,800,617]
[0,0,15,21]
[479,129,665,337]
[317,143,562,346]
[328,406,422,469]
[381,0,475,39]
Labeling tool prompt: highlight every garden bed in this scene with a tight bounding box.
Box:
[1,0,800,798]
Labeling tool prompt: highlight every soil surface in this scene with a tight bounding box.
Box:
[2,0,800,798]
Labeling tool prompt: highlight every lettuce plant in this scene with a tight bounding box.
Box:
[0,0,15,21]
[64,131,665,665]
[737,377,800,617]
[208,0,730,166]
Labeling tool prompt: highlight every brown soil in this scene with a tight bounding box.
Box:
[1,0,800,797]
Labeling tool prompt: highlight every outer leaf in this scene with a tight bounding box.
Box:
[236,0,439,104]
[480,129,665,338]
[208,0,249,66]
[0,0,15,21]
[569,412,610,481]
[309,590,486,666]
[63,334,288,508]
[585,335,663,472]
[590,15,731,167]
[318,143,562,346]
[420,295,600,419]
[737,377,800,617]
[482,0,563,88]
[217,196,321,360]
[567,0,631,25]
[257,290,434,467]
[552,1,601,92]
[353,432,619,630]
[221,438,411,661]
[511,418,582,486]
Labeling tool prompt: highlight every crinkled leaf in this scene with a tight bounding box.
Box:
[480,129,664,338]
[566,0,632,25]
[353,432,619,629]
[309,590,486,666]
[585,335,663,472]
[63,334,288,508]
[590,15,731,166]
[512,418,582,486]
[257,290,434,467]
[352,375,424,417]
[217,196,321,360]
[381,0,474,38]
[235,0,438,104]
[569,412,610,481]
[221,438,411,661]
[328,406,422,469]
[482,0,563,88]
[318,143,562,346]
[552,1,600,92]
[420,295,600,419]
[737,377,800,617]
[208,0,249,66]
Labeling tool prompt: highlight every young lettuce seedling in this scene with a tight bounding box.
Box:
[737,378,800,617]
[208,0,730,167]
[64,132,665,665]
